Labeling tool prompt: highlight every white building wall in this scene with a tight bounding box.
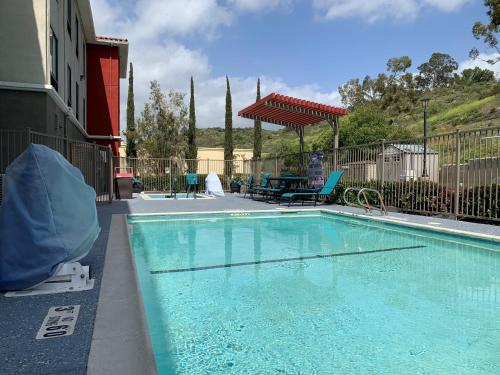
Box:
[0,0,48,84]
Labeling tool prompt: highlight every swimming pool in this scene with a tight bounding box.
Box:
[141,193,214,200]
[128,210,500,374]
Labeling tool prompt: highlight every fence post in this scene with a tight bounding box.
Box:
[380,139,385,193]
[454,129,461,219]
[25,127,31,146]
[108,145,114,203]
[169,158,172,195]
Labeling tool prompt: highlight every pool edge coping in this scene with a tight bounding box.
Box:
[87,214,158,375]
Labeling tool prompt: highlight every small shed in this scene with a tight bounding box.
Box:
[341,161,377,181]
[377,144,439,182]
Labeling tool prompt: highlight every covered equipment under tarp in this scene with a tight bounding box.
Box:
[0,144,100,291]
[309,151,324,189]
[205,172,225,197]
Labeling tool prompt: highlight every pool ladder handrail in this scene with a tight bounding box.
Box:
[343,187,388,216]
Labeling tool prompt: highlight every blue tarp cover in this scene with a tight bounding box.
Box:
[308,151,324,189]
[0,144,100,291]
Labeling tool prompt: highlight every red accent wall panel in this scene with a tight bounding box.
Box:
[86,44,120,155]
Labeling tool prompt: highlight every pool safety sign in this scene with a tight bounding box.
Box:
[36,305,80,339]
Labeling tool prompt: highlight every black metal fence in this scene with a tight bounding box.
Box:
[0,129,112,204]
[114,157,253,192]
[3,126,498,222]
[256,127,500,222]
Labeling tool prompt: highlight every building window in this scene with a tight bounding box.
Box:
[67,65,72,107]
[75,16,79,58]
[66,0,72,38]
[50,28,58,91]
[384,154,401,163]
[76,82,79,120]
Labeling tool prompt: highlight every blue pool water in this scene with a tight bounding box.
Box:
[128,211,500,374]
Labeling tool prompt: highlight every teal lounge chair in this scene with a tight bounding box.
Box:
[186,173,198,198]
[243,175,255,198]
[252,173,271,200]
[257,177,289,202]
[279,170,343,207]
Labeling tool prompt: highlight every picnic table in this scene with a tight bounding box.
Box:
[267,176,309,192]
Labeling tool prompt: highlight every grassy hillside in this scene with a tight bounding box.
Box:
[197,82,500,156]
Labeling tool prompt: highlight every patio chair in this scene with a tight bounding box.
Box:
[252,172,271,200]
[256,176,290,202]
[243,175,255,198]
[279,170,343,207]
[186,173,198,198]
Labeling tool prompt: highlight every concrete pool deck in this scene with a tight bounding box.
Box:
[0,194,499,374]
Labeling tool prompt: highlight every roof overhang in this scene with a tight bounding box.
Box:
[238,93,348,128]
[77,0,129,78]
[93,36,129,78]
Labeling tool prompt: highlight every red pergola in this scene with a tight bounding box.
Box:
[238,93,348,157]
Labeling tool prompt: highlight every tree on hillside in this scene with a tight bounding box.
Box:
[339,104,413,147]
[386,56,412,77]
[339,56,416,114]
[382,56,417,113]
[135,81,187,158]
[253,78,262,160]
[124,62,137,157]
[416,53,458,89]
[339,78,365,110]
[470,0,500,64]
[224,76,234,176]
[186,76,197,162]
[457,67,496,84]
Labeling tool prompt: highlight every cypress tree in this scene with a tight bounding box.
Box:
[224,76,234,176]
[186,76,197,161]
[253,78,262,159]
[125,62,136,157]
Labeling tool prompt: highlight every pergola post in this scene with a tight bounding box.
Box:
[295,127,305,174]
[327,117,340,168]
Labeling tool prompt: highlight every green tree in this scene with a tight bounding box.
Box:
[136,81,187,158]
[224,76,234,176]
[386,56,412,76]
[253,78,262,159]
[124,62,137,157]
[458,67,496,84]
[416,53,458,89]
[339,78,365,110]
[470,0,500,64]
[186,76,197,161]
[339,104,413,146]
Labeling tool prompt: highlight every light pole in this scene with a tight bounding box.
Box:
[422,97,430,178]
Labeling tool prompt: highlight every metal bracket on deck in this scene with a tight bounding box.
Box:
[4,262,94,297]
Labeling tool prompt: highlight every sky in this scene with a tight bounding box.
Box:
[89,0,499,131]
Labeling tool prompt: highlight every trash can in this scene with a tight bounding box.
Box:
[114,167,133,199]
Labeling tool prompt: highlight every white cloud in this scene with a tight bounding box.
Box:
[128,0,233,41]
[313,0,471,22]
[422,0,471,12]
[458,53,500,77]
[228,0,292,13]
